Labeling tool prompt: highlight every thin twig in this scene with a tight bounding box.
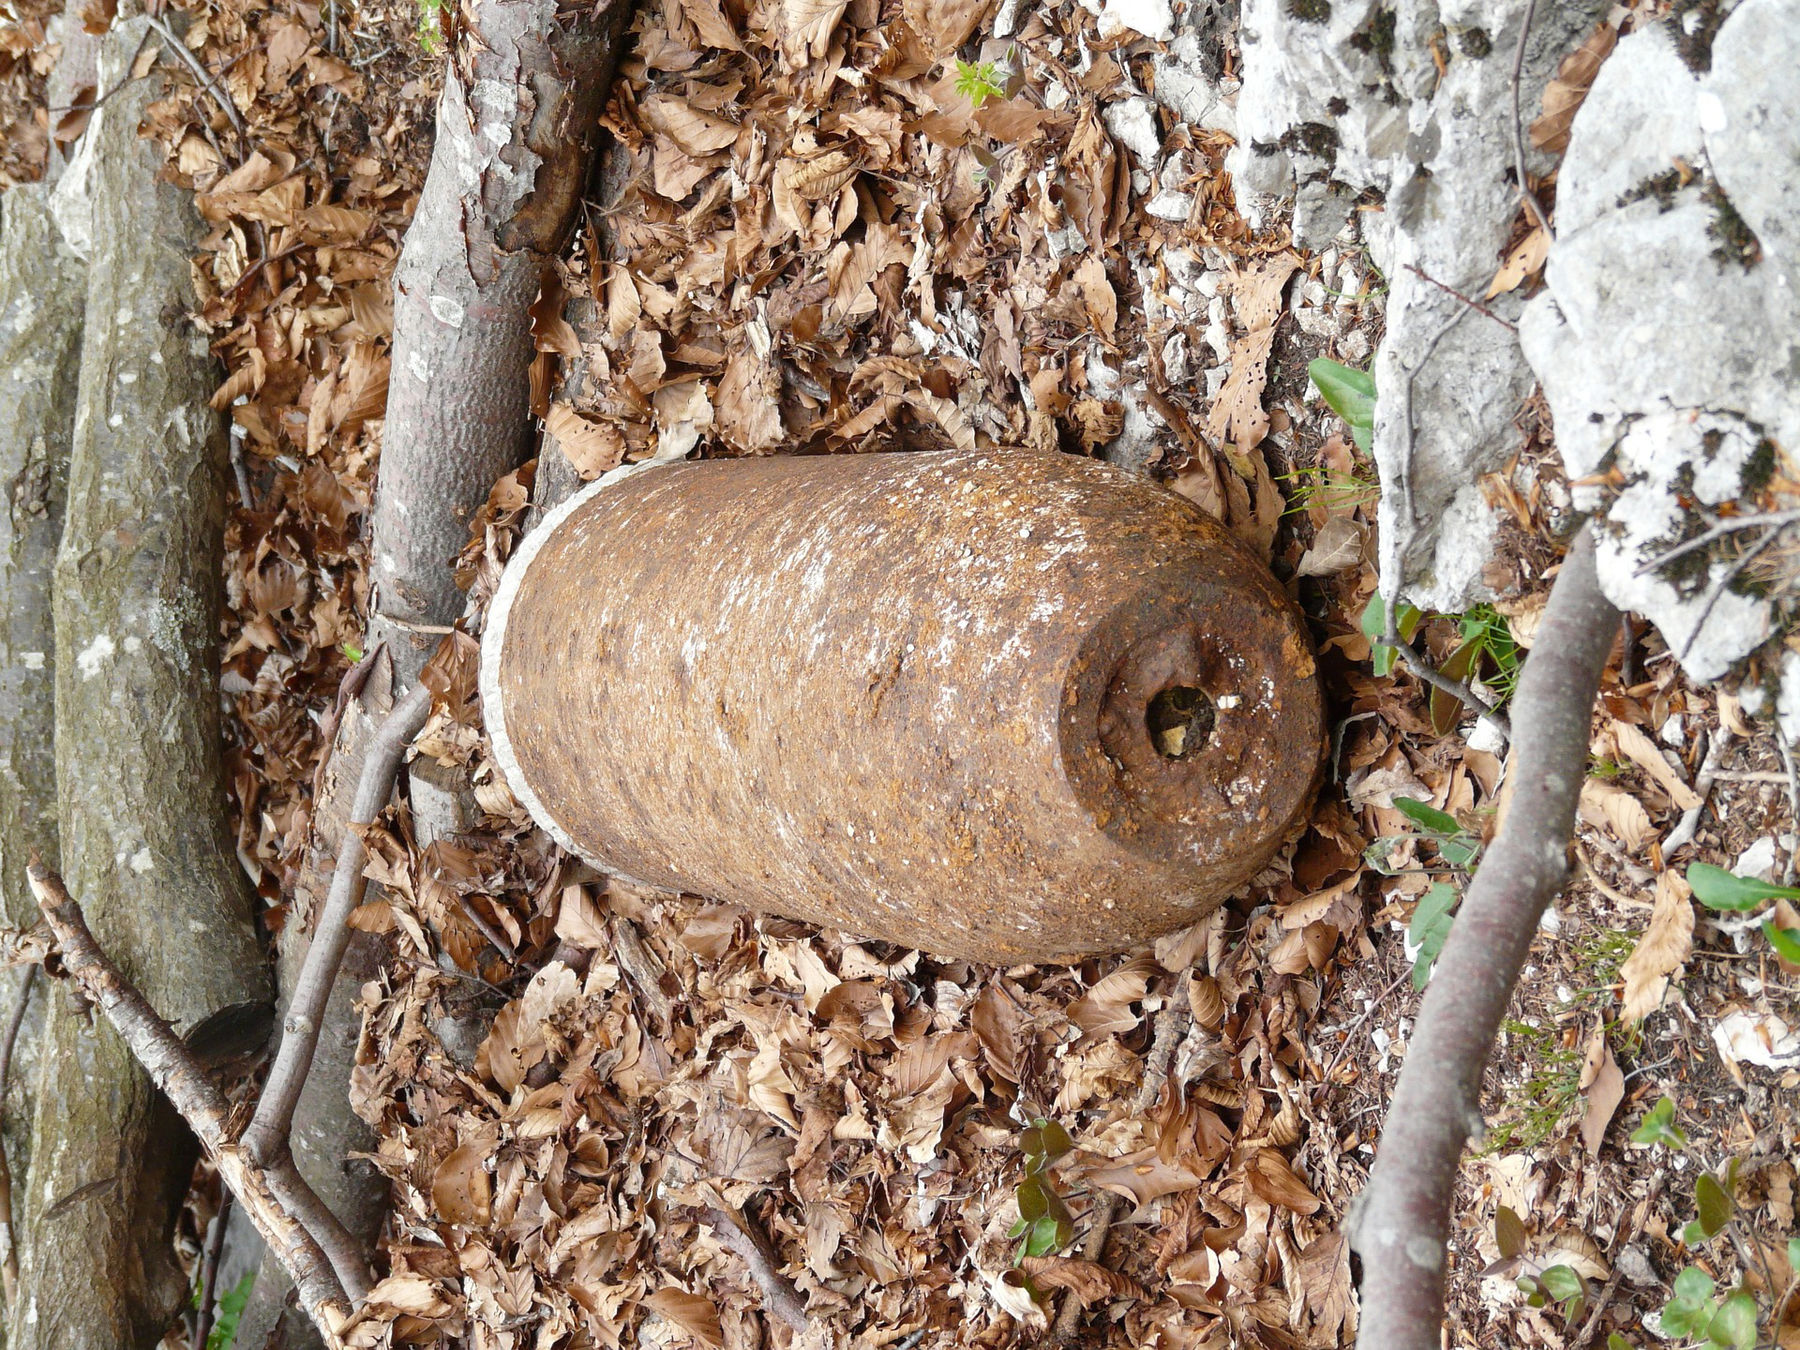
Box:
[1382,623,1513,743]
[1051,999,1189,1345]
[701,1204,809,1334]
[1634,509,1800,577]
[1707,768,1794,785]
[244,682,431,1167]
[25,865,353,1344]
[1403,265,1516,332]
[1779,737,1800,886]
[146,16,251,143]
[1665,724,1733,853]
[1350,526,1618,1350]
[0,964,35,1308]
[1313,967,1411,1099]
[193,1188,233,1350]
[1509,0,1553,237]
[1679,525,1783,661]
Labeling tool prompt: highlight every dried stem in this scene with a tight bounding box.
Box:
[701,1204,809,1334]
[1381,617,1512,744]
[0,964,33,1308]
[1402,265,1517,332]
[1633,509,1800,577]
[193,1188,232,1350]
[25,864,353,1345]
[243,681,430,1169]
[1350,526,1618,1350]
[145,16,251,143]
[1509,0,1553,238]
[1051,998,1189,1345]
[1665,725,1731,853]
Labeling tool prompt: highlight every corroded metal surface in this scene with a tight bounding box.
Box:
[482,450,1325,964]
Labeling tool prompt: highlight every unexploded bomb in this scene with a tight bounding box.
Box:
[481,450,1325,964]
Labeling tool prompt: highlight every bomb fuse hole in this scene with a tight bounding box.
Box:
[1146,684,1216,759]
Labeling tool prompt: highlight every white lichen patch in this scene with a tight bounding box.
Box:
[75,633,116,679]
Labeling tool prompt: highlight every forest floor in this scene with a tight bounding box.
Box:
[3,0,1798,1347]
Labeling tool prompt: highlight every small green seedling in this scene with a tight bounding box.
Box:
[954,57,1008,108]
[1361,592,1423,679]
[1008,1117,1075,1264]
[417,0,444,53]
[1617,1096,1798,1350]
[1363,799,1483,987]
[1684,863,1800,964]
[203,1270,255,1350]
[1308,357,1376,455]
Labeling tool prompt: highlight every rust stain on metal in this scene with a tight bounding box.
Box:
[482,450,1326,964]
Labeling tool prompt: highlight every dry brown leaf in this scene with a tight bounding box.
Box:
[640,94,740,157]
[1297,1232,1356,1341]
[1296,515,1367,577]
[1072,252,1117,341]
[971,983,1026,1084]
[431,1140,492,1226]
[678,0,745,50]
[554,884,609,949]
[1620,871,1694,1022]
[1086,1149,1208,1207]
[780,0,849,64]
[1486,224,1549,298]
[1578,1029,1624,1156]
[545,402,627,479]
[1248,1148,1322,1215]
[1067,956,1159,1043]
[643,1288,724,1348]
[1579,778,1653,852]
[1611,719,1703,811]
[1530,20,1619,154]
[716,349,784,453]
[1016,1256,1143,1305]
[1205,254,1300,452]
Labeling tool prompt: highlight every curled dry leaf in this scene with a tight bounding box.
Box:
[1579,777,1653,853]
[545,401,628,479]
[1530,20,1619,154]
[1577,1030,1624,1156]
[431,1140,493,1226]
[1610,719,1703,811]
[1067,955,1160,1044]
[1017,1256,1144,1306]
[1620,871,1695,1023]
[1248,1148,1322,1215]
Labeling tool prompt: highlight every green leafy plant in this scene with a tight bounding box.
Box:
[1684,863,1800,964]
[1308,357,1376,454]
[1363,798,1484,987]
[1008,1117,1075,1263]
[1614,1096,1800,1350]
[417,0,444,53]
[954,57,1008,109]
[1488,1206,1594,1329]
[195,1269,255,1350]
[1361,592,1424,679]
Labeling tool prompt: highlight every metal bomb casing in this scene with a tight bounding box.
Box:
[481,450,1326,964]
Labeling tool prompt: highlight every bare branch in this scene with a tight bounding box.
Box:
[243,681,430,1171]
[1350,525,1618,1350]
[193,1189,231,1350]
[700,1205,809,1334]
[0,965,33,1308]
[1509,0,1553,238]
[1664,724,1731,853]
[145,16,250,143]
[1633,508,1800,577]
[25,864,353,1346]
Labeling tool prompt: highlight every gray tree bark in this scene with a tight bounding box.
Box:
[369,0,633,683]
[0,178,85,1344]
[8,22,273,1350]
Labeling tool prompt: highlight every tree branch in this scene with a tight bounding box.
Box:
[25,864,353,1346]
[242,681,430,1174]
[1350,525,1617,1350]
[700,1204,809,1335]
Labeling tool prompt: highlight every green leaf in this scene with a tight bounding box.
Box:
[1032,1119,1073,1158]
[1438,835,1482,870]
[1361,593,1423,678]
[1671,1265,1716,1306]
[1787,1236,1800,1272]
[1021,1213,1072,1259]
[1429,638,1481,736]
[207,1270,256,1350]
[1410,884,1458,989]
[1394,797,1461,838]
[1363,836,1410,877]
[1694,1173,1734,1238]
[1705,1290,1757,1349]
[1607,1335,1635,1350]
[1686,862,1800,912]
[1539,1264,1585,1302]
[341,642,364,662]
[1495,1205,1526,1260]
[1763,920,1800,964]
[1682,1219,1708,1247]
[1308,358,1377,453]
[1662,1298,1712,1339]
[1016,1176,1047,1222]
[1629,1096,1688,1150]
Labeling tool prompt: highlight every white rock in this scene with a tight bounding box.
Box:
[1713,1009,1800,1070]
[1098,0,1173,43]
[1733,837,1780,882]
[1146,188,1195,220]
[1103,96,1162,166]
